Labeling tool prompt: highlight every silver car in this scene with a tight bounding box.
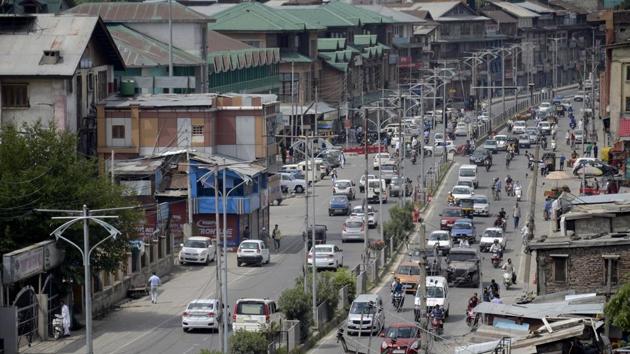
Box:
[341,217,365,242]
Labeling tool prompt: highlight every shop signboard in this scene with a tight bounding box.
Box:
[2,240,64,284]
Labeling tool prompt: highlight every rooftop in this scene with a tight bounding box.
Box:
[489,1,539,18]
[514,1,556,14]
[356,5,425,23]
[102,93,277,109]
[473,299,604,319]
[0,14,124,76]
[66,2,212,23]
[482,10,518,23]
[391,1,462,20]
[206,2,324,32]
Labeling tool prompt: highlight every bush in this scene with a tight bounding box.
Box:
[199,350,223,354]
[278,285,312,337]
[330,268,356,308]
[229,330,269,354]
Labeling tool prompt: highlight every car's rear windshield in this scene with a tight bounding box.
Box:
[236,302,265,315]
[485,140,497,146]
[188,302,214,310]
[484,229,502,238]
[335,181,351,188]
[448,253,476,262]
[459,169,475,177]
[184,240,208,248]
[314,246,333,253]
[385,327,415,338]
[443,209,461,217]
[427,286,444,298]
[452,187,469,194]
[240,242,259,250]
[454,222,471,229]
[429,232,449,241]
[397,265,421,275]
[346,221,363,228]
[381,165,395,171]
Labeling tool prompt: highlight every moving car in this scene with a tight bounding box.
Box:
[373,152,394,170]
[380,164,398,183]
[518,135,531,148]
[574,129,585,144]
[236,240,270,267]
[446,247,480,287]
[537,121,552,136]
[458,164,478,188]
[280,172,307,194]
[423,276,449,316]
[350,205,378,228]
[389,176,412,197]
[454,122,468,136]
[526,127,539,144]
[472,195,490,216]
[367,178,389,203]
[483,139,498,154]
[479,227,506,252]
[232,298,282,332]
[307,244,343,270]
[329,195,351,216]
[359,174,377,192]
[512,121,526,135]
[394,261,422,293]
[456,180,475,191]
[450,219,476,244]
[451,185,474,201]
[179,236,215,265]
[333,179,355,200]
[440,207,463,230]
[346,294,385,335]
[341,217,365,242]
[427,230,451,255]
[494,135,508,151]
[424,140,456,156]
[379,323,420,354]
[182,299,221,332]
[538,102,552,114]
[408,248,442,276]
[469,149,491,166]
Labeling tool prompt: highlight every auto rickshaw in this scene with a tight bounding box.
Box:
[304,224,328,250]
[457,197,475,218]
[542,152,556,173]
[579,179,601,196]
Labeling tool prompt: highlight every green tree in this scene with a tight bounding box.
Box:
[278,284,312,337]
[0,123,140,285]
[605,282,630,331]
[229,330,269,354]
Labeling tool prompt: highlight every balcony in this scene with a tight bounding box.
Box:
[196,194,261,215]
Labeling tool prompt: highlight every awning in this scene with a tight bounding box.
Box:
[279,102,337,116]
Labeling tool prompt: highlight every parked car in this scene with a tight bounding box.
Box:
[182,299,221,332]
[379,323,421,354]
[389,176,412,197]
[179,236,215,265]
[307,244,343,270]
[236,240,270,267]
[232,298,282,332]
[346,294,385,335]
[427,230,452,255]
[279,172,307,194]
[446,247,480,287]
[472,195,490,216]
[329,195,351,216]
[373,152,393,170]
[333,179,355,200]
[394,261,422,294]
[450,219,476,244]
[479,227,505,252]
[341,217,365,242]
[469,148,491,166]
[482,139,498,154]
[440,207,463,230]
[350,205,378,228]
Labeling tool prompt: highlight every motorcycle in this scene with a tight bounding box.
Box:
[505,183,513,197]
[503,272,513,290]
[551,140,556,151]
[466,308,479,329]
[491,252,502,268]
[515,186,522,201]
[494,217,506,231]
[430,316,444,335]
[392,292,404,312]
[52,314,64,340]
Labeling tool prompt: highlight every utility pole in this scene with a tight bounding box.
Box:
[513,46,519,114]
[363,107,369,270]
[419,83,425,203]
[486,55,492,132]
[501,47,506,122]
[377,100,385,266]
[550,37,561,97]
[310,137,318,326]
[524,144,540,290]
[398,89,404,207]
[442,67,448,161]
[418,222,428,351]
[591,28,598,143]
[168,0,173,94]
[304,135,310,292]
[213,166,223,353]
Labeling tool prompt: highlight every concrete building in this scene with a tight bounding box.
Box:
[0,14,124,155]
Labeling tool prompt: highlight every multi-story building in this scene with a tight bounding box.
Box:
[0,14,124,155]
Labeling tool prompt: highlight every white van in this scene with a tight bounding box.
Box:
[458,164,478,188]
[297,161,322,182]
[366,179,388,204]
[414,276,449,321]
[232,298,283,332]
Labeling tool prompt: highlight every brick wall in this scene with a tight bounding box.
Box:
[537,244,630,295]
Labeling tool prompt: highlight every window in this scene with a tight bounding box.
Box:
[192,125,203,136]
[625,97,630,112]
[460,23,470,36]
[626,66,630,81]
[1,83,29,108]
[604,257,619,286]
[243,40,261,48]
[112,125,125,139]
[280,72,299,98]
[552,256,567,282]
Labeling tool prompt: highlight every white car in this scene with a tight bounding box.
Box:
[574,129,585,144]
[346,294,385,335]
[427,230,452,254]
[373,153,394,170]
[451,185,474,201]
[341,217,365,242]
[416,276,449,317]
[454,123,468,136]
[494,135,508,151]
[351,205,377,228]
[478,112,490,122]
[359,174,376,192]
[538,102,552,114]
[473,195,490,216]
[182,299,221,332]
[479,227,505,252]
[236,240,270,267]
[333,179,355,200]
[456,180,475,191]
[179,236,215,265]
[279,172,306,194]
[512,121,526,135]
[537,121,552,135]
[424,140,456,156]
[434,132,444,144]
[307,244,343,270]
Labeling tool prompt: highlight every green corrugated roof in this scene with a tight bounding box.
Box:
[208,2,324,32]
[281,7,357,27]
[322,1,395,25]
[280,52,313,63]
[207,47,280,73]
[317,38,346,51]
[354,34,377,47]
[325,61,348,72]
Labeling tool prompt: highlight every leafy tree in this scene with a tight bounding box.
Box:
[278,284,312,337]
[605,282,630,331]
[383,202,414,245]
[0,123,140,285]
[229,330,269,354]
[330,268,356,309]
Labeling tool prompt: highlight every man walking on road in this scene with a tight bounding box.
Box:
[513,204,521,229]
[272,224,282,251]
[148,272,161,304]
[593,143,598,159]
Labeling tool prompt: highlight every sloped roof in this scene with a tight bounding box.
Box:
[357,5,425,23]
[209,48,280,73]
[482,10,518,23]
[108,24,203,68]
[392,1,462,20]
[514,1,555,14]
[0,14,124,76]
[66,2,211,23]
[489,1,539,18]
[280,51,313,63]
[273,5,357,27]
[320,1,395,25]
[318,38,347,51]
[207,2,324,32]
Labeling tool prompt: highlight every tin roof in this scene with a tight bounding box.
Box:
[107,24,204,68]
[473,300,604,319]
[207,2,324,32]
[103,93,216,108]
[191,152,266,177]
[513,1,555,14]
[356,5,425,24]
[489,1,539,18]
[482,10,518,23]
[392,1,462,20]
[66,2,211,23]
[0,14,124,76]
[275,6,357,27]
[113,158,164,175]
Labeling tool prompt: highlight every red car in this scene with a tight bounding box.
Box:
[440,207,462,230]
[380,322,420,354]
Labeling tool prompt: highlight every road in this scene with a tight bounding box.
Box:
[28,89,566,354]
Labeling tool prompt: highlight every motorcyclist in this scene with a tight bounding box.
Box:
[391,277,404,306]
[505,175,513,186]
[489,279,500,298]
[447,192,455,205]
[489,239,503,259]
[498,207,507,220]
[467,293,479,311]
[430,305,445,327]
[502,258,515,284]
[411,148,417,164]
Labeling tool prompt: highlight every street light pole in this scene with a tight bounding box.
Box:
[311,137,318,324]
[363,108,369,270]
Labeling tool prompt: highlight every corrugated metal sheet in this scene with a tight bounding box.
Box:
[0,14,122,76]
[66,2,211,23]
[514,1,555,14]
[473,301,603,319]
[392,1,461,20]
[207,2,323,32]
[482,10,518,23]
[356,5,425,23]
[489,1,539,18]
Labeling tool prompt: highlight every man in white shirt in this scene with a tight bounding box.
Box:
[148,272,161,304]
[60,300,71,336]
